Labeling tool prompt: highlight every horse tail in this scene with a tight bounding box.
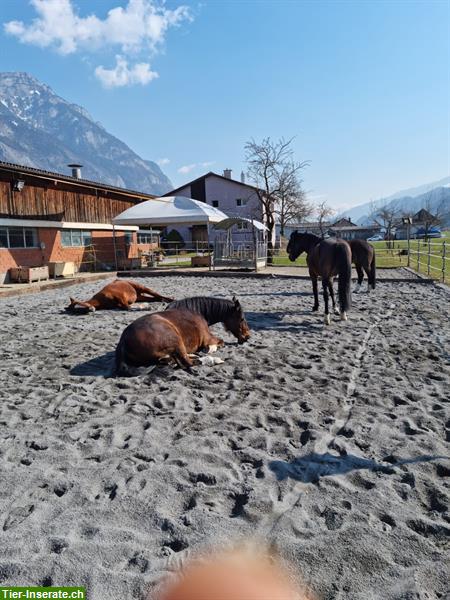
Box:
[336,243,352,313]
[368,250,376,290]
[113,338,157,377]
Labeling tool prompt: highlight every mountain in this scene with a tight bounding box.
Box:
[0,72,172,195]
[338,177,450,225]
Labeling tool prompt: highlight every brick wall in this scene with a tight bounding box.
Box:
[0,228,151,283]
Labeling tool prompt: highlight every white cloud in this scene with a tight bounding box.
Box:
[157,158,170,166]
[4,0,191,86]
[178,163,197,174]
[95,56,158,88]
[177,161,215,174]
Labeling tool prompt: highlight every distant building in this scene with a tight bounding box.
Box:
[394,208,441,239]
[0,161,158,283]
[329,217,381,240]
[164,170,264,242]
[277,217,380,242]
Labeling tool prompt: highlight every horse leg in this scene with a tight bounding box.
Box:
[363,267,371,293]
[172,343,194,371]
[205,335,225,354]
[328,280,339,315]
[322,277,331,325]
[311,274,319,312]
[354,265,364,293]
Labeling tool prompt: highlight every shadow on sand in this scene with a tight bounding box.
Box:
[246,310,322,332]
[70,351,115,377]
[269,452,446,484]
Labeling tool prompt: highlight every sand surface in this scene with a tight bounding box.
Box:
[0,276,449,600]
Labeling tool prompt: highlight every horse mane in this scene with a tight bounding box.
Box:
[297,231,321,245]
[166,296,236,325]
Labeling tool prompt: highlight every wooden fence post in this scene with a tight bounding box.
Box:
[443,241,447,283]
[417,239,420,272]
[427,238,431,276]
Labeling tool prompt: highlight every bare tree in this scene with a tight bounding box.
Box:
[274,162,312,237]
[315,200,335,239]
[422,192,445,241]
[245,137,308,262]
[371,201,400,249]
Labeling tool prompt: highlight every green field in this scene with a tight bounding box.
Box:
[273,232,450,283]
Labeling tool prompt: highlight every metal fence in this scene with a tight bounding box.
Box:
[373,239,449,283]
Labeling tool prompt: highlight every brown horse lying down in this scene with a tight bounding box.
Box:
[115,310,225,375]
[115,296,250,375]
[66,280,173,313]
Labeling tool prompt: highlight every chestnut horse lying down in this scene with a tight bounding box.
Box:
[66,280,173,313]
[115,296,250,375]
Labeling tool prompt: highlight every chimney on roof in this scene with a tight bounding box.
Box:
[68,163,83,179]
[223,169,232,179]
[240,171,245,184]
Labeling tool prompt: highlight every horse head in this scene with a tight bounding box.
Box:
[224,296,251,344]
[65,297,96,314]
[287,231,304,261]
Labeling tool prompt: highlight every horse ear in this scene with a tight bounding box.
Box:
[233,296,241,309]
[69,297,75,304]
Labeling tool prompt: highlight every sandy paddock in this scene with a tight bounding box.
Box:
[0,275,449,599]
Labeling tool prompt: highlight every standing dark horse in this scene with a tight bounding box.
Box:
[166,296,251,344]
[348,239,376,293]
[287,232,352,325]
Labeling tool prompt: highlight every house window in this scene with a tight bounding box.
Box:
[0,227,38,249]
[237,222,248,230]
[236,198,242,207]
[137,231,158,244]
[61,229,92,247]
[212,200,219,208]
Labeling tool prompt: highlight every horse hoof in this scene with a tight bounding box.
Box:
[340,312,348,321]
[207,344,218,354]
[89,306,96,313]
[324,314,331,325]
[334,307,340,315]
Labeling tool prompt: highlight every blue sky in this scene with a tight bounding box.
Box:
[0,0,449,210]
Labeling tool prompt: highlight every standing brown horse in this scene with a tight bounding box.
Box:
[348,239,376,293]
[115,296,250,375]
[66,280,173,313]
[287,232,352,325]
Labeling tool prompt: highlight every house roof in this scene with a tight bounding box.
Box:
[0,160,157,201]
[165,171,262,196]
[331,217,357,227]
[329,224,381,231]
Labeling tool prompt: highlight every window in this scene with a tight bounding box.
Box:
[236,198,242,207]
[137,231,159,244]
[237,222,248,230]
[61,229,92,247]
[0,227,38,249]
[212,200,219,208]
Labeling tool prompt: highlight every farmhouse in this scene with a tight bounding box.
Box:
[164,169,263,243]
[0,161,158,283]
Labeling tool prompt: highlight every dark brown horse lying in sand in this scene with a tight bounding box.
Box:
[348,239,376,293]
[287,232,352,325]
[115,296,250,375]
[66,280,173,313]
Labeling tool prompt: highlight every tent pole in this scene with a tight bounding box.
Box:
[112,225,118,272]
[207,222,212,271]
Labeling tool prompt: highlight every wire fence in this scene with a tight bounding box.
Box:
[373,238,449,283]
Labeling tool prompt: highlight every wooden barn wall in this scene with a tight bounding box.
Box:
[0,177,140,223]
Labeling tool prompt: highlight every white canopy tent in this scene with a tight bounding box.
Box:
[113,195,228,227]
